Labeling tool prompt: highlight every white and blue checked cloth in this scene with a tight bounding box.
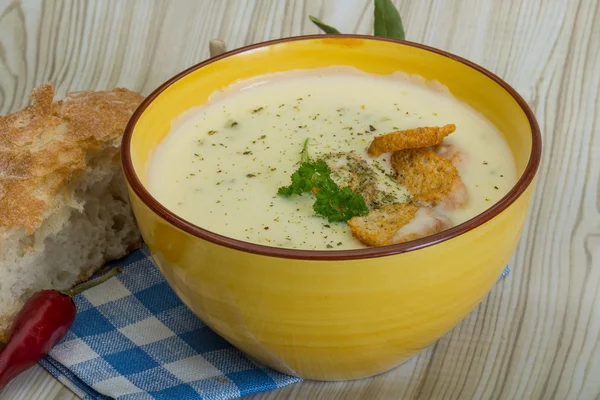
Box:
[39,247,301,399]
[39,247,510,400]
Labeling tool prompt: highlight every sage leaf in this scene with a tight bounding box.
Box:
[309,15,341,34]
[373,0,405,40]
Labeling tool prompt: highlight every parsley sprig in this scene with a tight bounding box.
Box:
[277,139,369,222]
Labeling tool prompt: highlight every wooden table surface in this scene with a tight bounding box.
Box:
[1,0,599,399]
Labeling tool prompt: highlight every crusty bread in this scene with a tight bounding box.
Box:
[0,83,144,341]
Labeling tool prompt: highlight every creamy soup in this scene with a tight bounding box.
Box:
[148,68,516,250]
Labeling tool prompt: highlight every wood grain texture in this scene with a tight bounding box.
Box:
[0,0,598,399]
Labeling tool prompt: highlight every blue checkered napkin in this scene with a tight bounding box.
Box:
[39,248,510,400]
[39,247,301,400]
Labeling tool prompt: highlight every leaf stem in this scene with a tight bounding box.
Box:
[300,138,311,163]
[61,267,123,297]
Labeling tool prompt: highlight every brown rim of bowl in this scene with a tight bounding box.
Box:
[122,34,541,261]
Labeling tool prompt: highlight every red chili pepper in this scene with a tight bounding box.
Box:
[0,266,122,389]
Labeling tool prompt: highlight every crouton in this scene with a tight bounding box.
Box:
[348,204,451,247]
[391,147,467,208]
[367,124,456,157]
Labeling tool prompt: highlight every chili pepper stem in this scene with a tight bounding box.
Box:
[93,264,112,275]
[61,266,123,297]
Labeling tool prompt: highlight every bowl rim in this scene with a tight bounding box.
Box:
[122,34,541,261]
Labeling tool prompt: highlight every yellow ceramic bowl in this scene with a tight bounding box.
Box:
[122,35,541,381]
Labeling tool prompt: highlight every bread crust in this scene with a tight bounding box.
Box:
[0,83,144,234]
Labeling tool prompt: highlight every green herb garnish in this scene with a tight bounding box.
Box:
[314,185,370,222]
[277,139,369,222]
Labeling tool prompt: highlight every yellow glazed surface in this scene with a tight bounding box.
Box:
[123,36,540,380]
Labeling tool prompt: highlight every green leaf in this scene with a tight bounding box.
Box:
[313,186,369,222]
[277,161,331,197]
[309,15,341,34]
[373,0,405,40]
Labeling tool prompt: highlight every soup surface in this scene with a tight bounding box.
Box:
[148,68,516,250]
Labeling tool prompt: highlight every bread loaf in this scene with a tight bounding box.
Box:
[0,83,144,340]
